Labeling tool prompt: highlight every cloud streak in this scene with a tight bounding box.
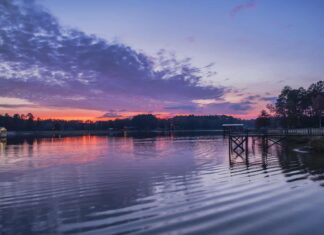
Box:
[230,0,257,17]
[98,111,123,119]
[0,104,37,109]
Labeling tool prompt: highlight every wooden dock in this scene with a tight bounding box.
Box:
[228,128,324,166]
[228,128,324,137]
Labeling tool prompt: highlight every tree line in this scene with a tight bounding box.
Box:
[256,81,324,128]
[0,113,253,132]
[2,81,322,131]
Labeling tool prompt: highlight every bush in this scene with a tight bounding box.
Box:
[309,137,324,152]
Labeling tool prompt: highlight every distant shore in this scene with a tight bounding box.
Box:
[7,130,111,137]
[6,129,225,138]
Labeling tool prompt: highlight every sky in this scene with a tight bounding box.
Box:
[0,0,323,120]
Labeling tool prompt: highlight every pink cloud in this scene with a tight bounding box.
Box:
[230,0,257,17]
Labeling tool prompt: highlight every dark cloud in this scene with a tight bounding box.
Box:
[246,95,261,100]
[0,104,37,108]
[261,96,277,102]
[0,0,225,113]
[245,95,276,103]
[206,101,254,114]
[98,111,123,119]
[164,105,198,111]
[230,102,253,111]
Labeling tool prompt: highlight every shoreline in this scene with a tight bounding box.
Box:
[4,131,324,152]
[6,129,225,138]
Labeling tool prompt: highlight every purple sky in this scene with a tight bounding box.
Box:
[0,0,323,119]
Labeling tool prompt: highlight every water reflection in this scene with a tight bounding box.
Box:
[1,135,324,235]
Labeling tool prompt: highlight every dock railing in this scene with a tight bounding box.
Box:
[228,128,324,137]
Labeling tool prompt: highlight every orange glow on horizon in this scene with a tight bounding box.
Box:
[230,113,259,120]
[1,106,259,121]
[31,111,178,121]
[18,112,259,121]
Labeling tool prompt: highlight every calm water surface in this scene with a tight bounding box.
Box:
[1,135,324,235]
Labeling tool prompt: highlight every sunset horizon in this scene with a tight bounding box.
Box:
[0,109,259,121]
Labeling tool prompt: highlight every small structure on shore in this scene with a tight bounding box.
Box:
[0,127,7,138]
[222,124,244,135]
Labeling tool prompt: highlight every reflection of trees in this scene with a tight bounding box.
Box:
[273,143,324,186]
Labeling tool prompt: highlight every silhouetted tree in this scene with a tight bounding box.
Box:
[266,81,324,128]
[256,110,271,129]
[308,81,324,128]
[26,113,34,130]
[132,114,158,130]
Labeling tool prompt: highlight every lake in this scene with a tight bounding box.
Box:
[1,135,324,235]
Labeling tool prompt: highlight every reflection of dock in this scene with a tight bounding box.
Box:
[229,136,270,168]
[0,137,6,155]
[0,127,7,154]
[0,127,7,138]
[228,131,287,168]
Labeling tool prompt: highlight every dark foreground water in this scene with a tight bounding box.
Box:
[1,135,324,235]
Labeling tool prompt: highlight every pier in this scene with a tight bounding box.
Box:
[228,128,324,166]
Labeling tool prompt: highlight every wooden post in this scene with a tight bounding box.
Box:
[229,136,232,163]
[229,136,231,153]
[245,136,249,165]
[245,135,249,155]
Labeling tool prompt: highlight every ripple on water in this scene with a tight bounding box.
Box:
[1,136,324,235]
